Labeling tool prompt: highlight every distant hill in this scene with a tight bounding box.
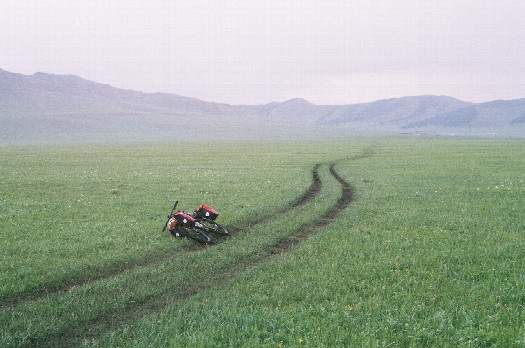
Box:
[1,69,524,143]
[0,69,244,116]
[402,98,525,128]
[244,96,524,136]
[242,98,329,122]
[243,95,472,126]
[320,96,472,126]
[0,69,257,143]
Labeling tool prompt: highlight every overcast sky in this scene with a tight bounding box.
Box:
[1,0,524,105]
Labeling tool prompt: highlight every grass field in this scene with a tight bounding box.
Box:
[1,137,524,347]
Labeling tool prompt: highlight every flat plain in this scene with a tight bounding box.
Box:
[1,137,524,347]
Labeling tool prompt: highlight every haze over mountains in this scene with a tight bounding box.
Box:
[1,69,524,143]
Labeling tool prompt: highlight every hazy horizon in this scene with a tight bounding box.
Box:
[1,1,524,105]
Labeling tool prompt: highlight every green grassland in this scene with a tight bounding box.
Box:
[1,137,524,347]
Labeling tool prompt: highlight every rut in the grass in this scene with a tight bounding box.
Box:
[27,162,355,348]
[228,163,322,234]
[1,164,322,311]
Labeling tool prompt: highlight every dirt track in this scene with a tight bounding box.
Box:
[1,163,323,311]
[6,154,368,347]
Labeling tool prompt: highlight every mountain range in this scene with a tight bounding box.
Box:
[1,69,524,143]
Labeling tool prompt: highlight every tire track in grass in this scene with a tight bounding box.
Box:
[1,164,322,311]
[0,242,204,311]
[228,163,322,234]
[27,160,357,348]
[268,162,352,254]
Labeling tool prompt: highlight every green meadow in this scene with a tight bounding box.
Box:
[1,137,524,347]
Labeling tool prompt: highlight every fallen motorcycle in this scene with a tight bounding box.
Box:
[162,201,228,244]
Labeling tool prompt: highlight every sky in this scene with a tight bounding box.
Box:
[1,0,524,105]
